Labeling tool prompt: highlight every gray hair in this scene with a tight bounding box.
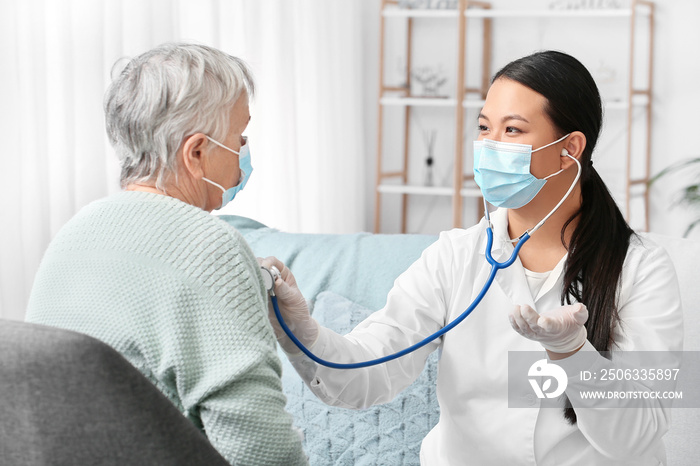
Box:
[104,43,254,189]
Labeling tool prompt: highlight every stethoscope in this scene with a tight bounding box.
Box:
[262,153,581,370]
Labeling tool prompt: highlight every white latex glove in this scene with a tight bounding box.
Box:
[509,303,589,354]
[257,256,320,355]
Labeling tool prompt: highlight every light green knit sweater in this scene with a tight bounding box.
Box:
[26,191,308,465]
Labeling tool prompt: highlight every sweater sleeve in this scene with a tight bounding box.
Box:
[197,346,307,465]
[173,229,307,466]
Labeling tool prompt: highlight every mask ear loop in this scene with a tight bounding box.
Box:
[201,136,245,191]
[528,151,581,236]
[531,133,570,154]
[202,176,226,193]
[207,136,241,155]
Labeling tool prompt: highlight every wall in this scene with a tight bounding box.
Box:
[362,0,700,238]
[0,0,370,320]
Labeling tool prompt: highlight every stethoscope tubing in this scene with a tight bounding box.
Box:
[273,153,580,368]
[271,226,530,369]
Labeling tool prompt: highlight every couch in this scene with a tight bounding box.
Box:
[222,215,700,466]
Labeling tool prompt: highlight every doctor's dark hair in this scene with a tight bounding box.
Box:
[104,43,254,190]
[493,51,634,424]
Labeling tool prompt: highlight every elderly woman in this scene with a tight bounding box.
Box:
[26,43,307,465]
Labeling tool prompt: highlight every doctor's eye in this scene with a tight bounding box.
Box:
[505,126,522,134]
[478,124,489,133]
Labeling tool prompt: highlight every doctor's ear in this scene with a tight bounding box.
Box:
[181,133,209,178]
[560,131,586,169]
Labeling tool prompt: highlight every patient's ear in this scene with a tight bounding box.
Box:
[180,133,209,179]
[561,131,586,169]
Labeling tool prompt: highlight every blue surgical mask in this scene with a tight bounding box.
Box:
[473,134,569,209]
[202,136,253,209]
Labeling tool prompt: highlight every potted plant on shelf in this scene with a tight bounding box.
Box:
[650,157,700,237]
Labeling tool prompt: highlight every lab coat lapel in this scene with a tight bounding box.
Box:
[479,209,536,310]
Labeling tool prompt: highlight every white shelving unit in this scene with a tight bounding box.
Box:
[374,0,655,233]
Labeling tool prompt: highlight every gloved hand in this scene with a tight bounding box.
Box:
[509,303,589,354]
[257,256,320,355]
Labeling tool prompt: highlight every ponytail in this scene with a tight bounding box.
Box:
[560,166,634,424]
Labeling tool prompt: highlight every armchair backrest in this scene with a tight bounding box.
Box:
[0,319,229,466]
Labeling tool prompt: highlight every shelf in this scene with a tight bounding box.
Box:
[383,9,458,18]
[382,8,650,19]
[462,98,650,110]
[605,93,650,108]
[380,96,649,109]
[463,100,485,109]
[380,96,456,107]
[378,184,482,197]
[465,9,643,18]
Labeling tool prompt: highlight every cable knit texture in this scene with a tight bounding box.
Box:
[26,191,307,466]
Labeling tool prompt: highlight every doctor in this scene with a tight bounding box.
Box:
[262,51,683,465]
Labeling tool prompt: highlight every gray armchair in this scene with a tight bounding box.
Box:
[0,319,229,466]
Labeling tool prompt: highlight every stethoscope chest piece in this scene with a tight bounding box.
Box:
[261,266,281,295]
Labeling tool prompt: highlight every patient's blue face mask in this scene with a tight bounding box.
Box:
[202,136,253,209]
[473,133,569,209]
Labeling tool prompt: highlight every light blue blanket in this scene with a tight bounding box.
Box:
[221,215,437,311]
[219,215,440,465]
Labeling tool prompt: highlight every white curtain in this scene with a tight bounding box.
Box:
[0,0,368,320]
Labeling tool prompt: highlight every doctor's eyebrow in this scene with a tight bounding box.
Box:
[477,112,530,124]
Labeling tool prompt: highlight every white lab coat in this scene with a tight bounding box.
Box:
[289,208,683,465]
